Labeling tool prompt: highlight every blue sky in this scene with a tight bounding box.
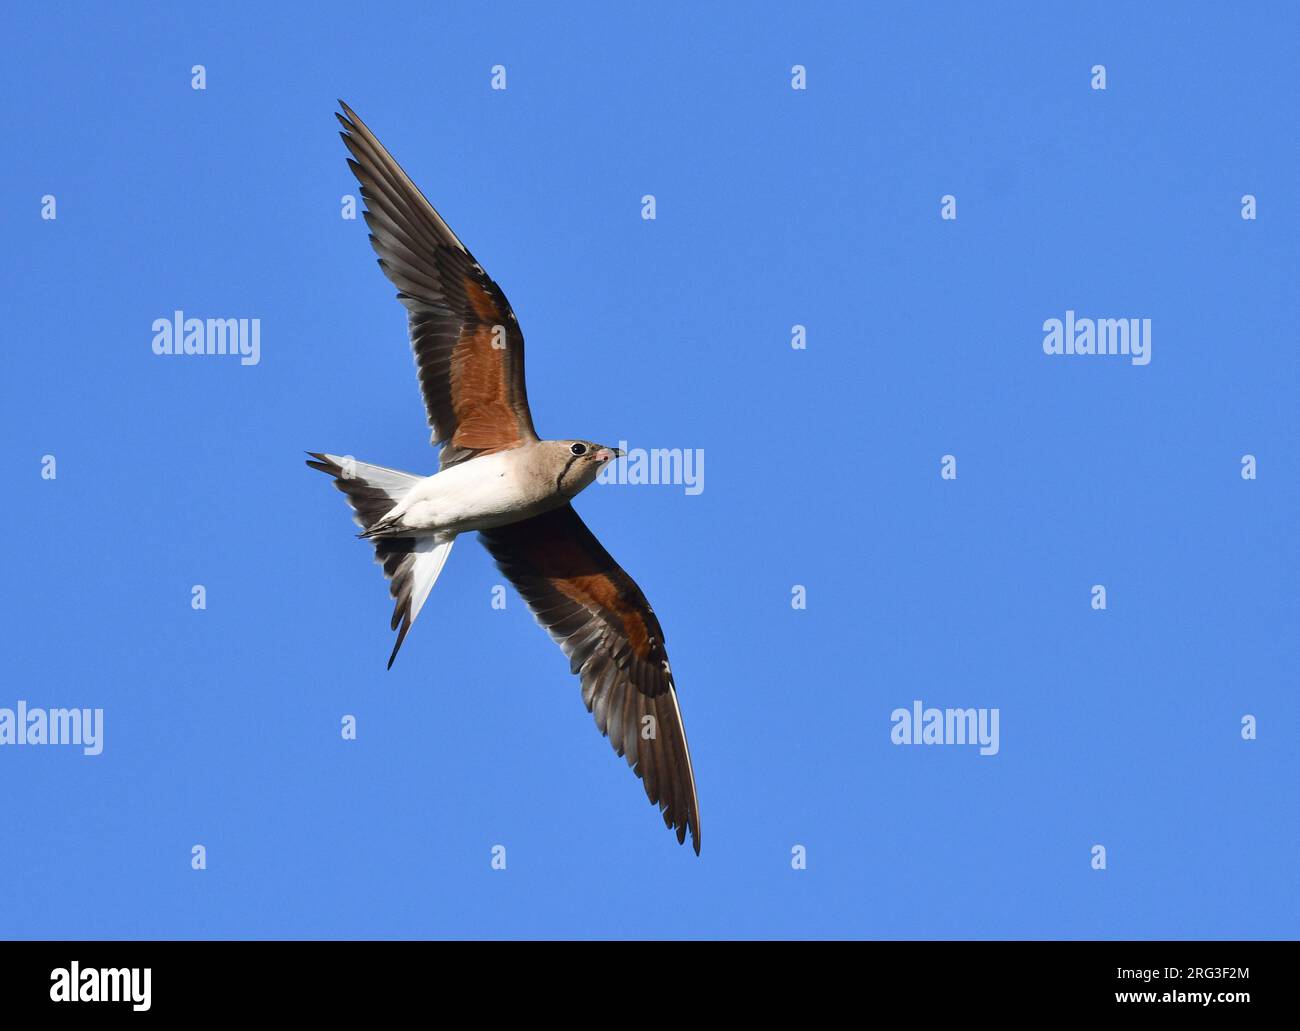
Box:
[1,1,1297,939]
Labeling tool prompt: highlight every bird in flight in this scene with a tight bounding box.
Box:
[308,102,700,853]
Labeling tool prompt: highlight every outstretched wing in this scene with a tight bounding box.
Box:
[480,504,701,853]
[337,101,538,468]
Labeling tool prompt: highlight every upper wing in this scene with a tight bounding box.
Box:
[337,101,538,468]
[479,504,701,853]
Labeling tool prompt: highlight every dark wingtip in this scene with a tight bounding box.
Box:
[386,619,409,669]
[337,100,363,131]
[305,452,336,475]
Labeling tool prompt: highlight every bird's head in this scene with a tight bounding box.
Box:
[545,439,623,496]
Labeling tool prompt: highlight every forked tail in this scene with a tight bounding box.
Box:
[306,452,455,667]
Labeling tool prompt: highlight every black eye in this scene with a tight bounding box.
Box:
[570,443,587,456]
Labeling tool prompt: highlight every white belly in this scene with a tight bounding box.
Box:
[393,451,537,534]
